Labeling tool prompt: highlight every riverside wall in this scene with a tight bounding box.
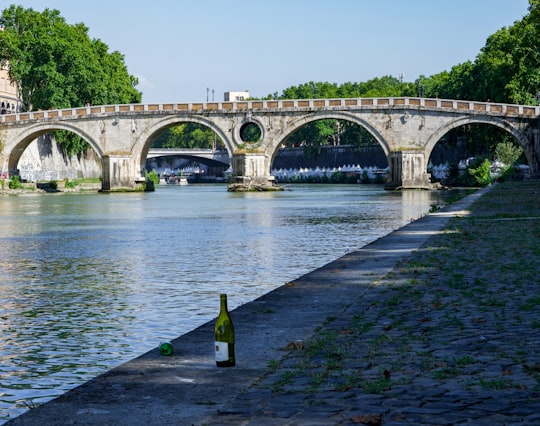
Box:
[16,135,101,180]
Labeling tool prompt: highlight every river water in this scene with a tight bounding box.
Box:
[0,184,459,422]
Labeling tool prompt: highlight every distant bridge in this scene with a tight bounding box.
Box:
[1,97,539,191]
[147,148,230,167]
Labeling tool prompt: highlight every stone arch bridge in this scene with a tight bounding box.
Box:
[1,97,539,191]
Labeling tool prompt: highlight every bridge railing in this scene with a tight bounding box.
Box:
[2,97,539,124]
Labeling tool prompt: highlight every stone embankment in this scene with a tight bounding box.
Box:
[0,182,101,194]
[14,135,101,181]
[6,180,540,425]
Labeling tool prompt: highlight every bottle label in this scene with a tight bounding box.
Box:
[215,341,229,361]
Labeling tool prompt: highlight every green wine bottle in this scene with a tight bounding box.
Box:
[214,294,235,367]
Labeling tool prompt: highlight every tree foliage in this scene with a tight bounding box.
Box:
[495,140,523,167]
[417,0,540,105]
[0,5,141,111]
[0,5,142,155]
[467,158,494,187]
[274,76,416,100]
[153,123,224,149]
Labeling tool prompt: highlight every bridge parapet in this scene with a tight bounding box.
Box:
[2,98,539,125]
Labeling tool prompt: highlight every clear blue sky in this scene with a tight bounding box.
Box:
[4,0,531,103]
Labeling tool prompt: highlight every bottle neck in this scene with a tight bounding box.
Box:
[220,294,228,312]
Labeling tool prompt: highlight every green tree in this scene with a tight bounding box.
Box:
[476,0,540,105]
[495,140,523,167]
[340,121,377,148]
[281,81,338,99]
[153,123,223,149]
[276,76,415,100]
[0,5,141,111]
[419,0,540,105]
[285,119,338,148]
[0,5,141,155]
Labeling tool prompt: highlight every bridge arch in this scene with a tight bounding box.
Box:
[133,115,233,174]
[424,116,532,166]
[267,110,391,168]
[6,122,103,173]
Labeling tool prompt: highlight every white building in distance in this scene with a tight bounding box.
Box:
[224,91,250,102]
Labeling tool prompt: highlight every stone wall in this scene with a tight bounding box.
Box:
[18,135,101,181]
[272,145,388,169]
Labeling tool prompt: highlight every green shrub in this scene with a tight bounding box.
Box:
[346,174,358,184]
[330,171,346,183]
[360,170,370,184]
[145,169,160,185]
[468,158,493,187]
[8,176,23,189]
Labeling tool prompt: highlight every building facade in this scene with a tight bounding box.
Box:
[0,26,22,114]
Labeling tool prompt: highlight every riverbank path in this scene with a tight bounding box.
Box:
[6,180,540,425]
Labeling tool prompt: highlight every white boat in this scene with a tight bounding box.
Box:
[166,175,188,185]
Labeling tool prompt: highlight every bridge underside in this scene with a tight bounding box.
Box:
[146,154,229,170]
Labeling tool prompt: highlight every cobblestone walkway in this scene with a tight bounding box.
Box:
[207,181,540,426]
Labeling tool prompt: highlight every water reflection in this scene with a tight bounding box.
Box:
[0,185,463,422]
